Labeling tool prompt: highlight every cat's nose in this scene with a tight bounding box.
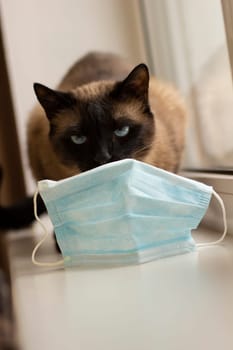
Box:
[94,150,111,165]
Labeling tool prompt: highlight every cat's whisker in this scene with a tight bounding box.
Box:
[133,144,153,157]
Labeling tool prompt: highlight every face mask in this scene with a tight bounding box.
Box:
[32,159,227,268]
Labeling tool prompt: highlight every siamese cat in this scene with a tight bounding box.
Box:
[0,52,186,229]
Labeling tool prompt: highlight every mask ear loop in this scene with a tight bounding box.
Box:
[197,190,227,247]
[32,190,65,267]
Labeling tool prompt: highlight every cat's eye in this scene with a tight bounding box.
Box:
[114,125,130,137]
[70,135,87,145]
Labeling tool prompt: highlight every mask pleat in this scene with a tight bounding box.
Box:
[37,159,213,266]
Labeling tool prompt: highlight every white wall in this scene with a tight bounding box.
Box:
[0,0,146,191]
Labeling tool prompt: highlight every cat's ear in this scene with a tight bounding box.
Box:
[33,83,75,119]
[115,64,150,101]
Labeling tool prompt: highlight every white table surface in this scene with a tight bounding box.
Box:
[8,228,233,350]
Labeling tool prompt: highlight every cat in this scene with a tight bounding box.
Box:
[0,52,186,230]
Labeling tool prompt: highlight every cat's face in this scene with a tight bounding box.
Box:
[34,64,155,172]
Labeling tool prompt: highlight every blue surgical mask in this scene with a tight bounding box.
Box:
[32,159,227,268]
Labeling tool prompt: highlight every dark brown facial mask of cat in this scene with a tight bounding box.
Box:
[33,64,155,172]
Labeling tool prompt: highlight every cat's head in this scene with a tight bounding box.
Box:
[34,64,155,172]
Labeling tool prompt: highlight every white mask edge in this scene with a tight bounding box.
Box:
[196,190,227,247]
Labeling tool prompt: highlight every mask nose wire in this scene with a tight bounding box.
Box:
[31,190,65,267]
[197,190,228,247]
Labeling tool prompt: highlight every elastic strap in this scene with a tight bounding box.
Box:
[197,190,227,247]
[32,190,65,267]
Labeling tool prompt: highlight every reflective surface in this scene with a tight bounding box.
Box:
[143,0,233,169]
[8,227,233,350]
